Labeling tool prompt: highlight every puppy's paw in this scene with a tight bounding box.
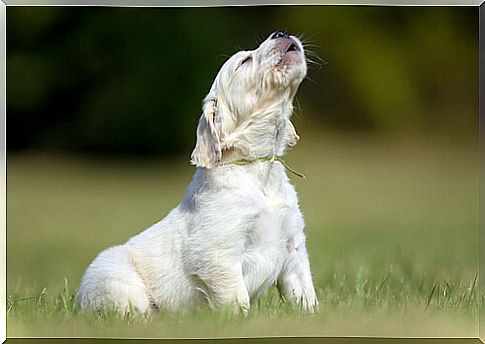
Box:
[303,295,319,314]
[295,289,318,314]
[235,283,250,316]
[226,299,249,317]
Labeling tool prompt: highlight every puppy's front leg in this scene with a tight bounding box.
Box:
[195,261,250,314]
[277,235,318,313]
[185,229,250,314]
[233,266,251,315]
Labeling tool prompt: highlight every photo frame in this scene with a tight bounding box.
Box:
[0,1,485,342]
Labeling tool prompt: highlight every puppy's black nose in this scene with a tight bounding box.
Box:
[271,31,290,39]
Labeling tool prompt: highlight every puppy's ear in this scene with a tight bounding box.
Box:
[191,97,224,168]
[285,119,300,147]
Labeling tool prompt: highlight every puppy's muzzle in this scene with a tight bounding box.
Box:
[270,31,301,54]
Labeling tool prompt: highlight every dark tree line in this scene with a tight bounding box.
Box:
[7,6,477,155]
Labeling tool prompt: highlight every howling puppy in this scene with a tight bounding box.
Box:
[77,31,318,315]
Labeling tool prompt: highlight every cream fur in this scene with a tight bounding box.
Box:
[77,32,318,315]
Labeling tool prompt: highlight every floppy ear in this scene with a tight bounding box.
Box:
[190,98,224,168]
[285,119,300,147]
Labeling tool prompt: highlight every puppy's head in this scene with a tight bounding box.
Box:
[191,32,307,168]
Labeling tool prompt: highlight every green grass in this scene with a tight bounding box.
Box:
[7,131,480,338]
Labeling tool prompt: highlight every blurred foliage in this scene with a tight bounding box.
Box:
[7,6,477,154]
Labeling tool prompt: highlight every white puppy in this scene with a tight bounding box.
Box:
[77,31,318,315]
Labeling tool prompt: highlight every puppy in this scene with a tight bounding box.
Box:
[77,31,318,315]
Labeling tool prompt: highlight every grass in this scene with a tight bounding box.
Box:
[6,131,480,338]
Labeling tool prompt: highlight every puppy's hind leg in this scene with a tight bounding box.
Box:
[77,246,152,315]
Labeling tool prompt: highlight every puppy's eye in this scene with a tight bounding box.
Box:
[240,56,252,65]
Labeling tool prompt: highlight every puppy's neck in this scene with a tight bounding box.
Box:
[219,105,296,164]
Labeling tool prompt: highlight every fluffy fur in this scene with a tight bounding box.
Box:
[77,32,318,315]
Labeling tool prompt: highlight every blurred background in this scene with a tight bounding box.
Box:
[7,6,477,154]
[7,6,479,337]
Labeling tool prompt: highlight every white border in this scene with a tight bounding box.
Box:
[1,1,5,342]
[0,0,483,6]
[1,2,481,343]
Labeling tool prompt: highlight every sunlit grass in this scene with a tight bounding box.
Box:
[7,273,480,338]
[6,132,480,338]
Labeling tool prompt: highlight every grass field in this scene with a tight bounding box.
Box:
[6,131,480,338]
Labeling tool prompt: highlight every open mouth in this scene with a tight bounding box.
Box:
[270,36,305,71]
[284,42,299,54]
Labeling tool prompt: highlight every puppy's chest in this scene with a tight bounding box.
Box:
[253,200,289,241]
[243,176,299,252]
[243,194,294,263]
